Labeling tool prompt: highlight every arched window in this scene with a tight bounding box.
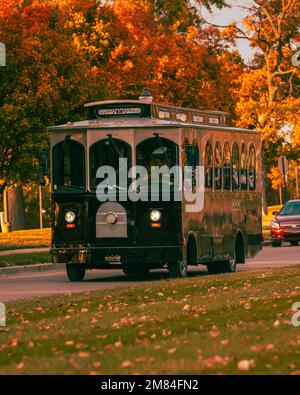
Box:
[240,144,248,190]
[223,142,231,191]
[205,140,213,190]
[90,138,131,190]
[249,144,256,191]
[52,138,85,191]
[136,137,179,193]
[232,142,240,191]
[214,141,222,190]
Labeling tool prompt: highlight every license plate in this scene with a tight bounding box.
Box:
[105,255,121,262]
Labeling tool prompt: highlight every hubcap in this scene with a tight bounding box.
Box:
[180,261,188,276]
[230,248,237,272]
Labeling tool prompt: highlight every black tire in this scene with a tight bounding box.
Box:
[290,241,299,246]
[66,264,86,282]
[207,263,221,275]
[168,261,188,278]
[219,258,236,273]
[272,240,282,247]
[208,245,237,274]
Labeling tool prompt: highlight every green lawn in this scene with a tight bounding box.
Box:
[0,229,51,251]
[0,252,52,268]
[1,266,300,374]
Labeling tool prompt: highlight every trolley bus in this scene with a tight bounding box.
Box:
[49,91,262,281]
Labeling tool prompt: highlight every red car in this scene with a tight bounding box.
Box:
[270,200,300,247]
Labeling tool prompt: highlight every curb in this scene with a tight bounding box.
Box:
[0,247,50,257]
[0,263,65,276]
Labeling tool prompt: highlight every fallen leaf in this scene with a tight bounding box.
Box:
[114,341,123,349]
[121,360,134,368]
[78,352,90,359]
[273,320,280,328]
[237,359,255,372]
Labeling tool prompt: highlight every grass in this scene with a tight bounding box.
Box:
[0,229,51,251]
[0,266,300,374]
[0,252,52,268]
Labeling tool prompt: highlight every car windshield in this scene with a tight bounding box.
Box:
[279,202,300,216]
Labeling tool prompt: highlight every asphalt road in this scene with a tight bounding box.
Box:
[0,244,299,302]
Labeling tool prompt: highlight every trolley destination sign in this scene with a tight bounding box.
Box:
[86,102,151,120]
[97,107,143,116]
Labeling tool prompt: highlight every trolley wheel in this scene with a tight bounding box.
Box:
[219,245,237,273]
[66,264,86,282]
[290,241,299,246]
[272,240,282,247]
[168,261,188,278]
[208,249,237,275]
[219,258,237,273]
[207,263,221,275]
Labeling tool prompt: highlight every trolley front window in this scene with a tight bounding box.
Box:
[52,139,85,192]
[90,138,132,191]
[136,137,179,192]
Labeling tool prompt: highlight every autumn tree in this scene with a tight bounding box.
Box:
[0,0,99,229]
[69,0,242,112]
[211,0,300,203]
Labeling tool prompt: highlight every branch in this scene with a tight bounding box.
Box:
[202,20,252,41]
[272,69,296,78]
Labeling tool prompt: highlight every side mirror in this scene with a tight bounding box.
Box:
[272,211,279,216]
[186,145,199,167]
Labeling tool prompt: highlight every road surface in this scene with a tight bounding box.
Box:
[0,244,299,302]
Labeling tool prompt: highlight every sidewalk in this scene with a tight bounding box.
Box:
[0,247,49,257]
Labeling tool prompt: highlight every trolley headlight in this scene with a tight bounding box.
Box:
[65,211,76,224]
[149,210,162,223]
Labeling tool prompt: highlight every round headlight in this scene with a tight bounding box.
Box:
[65,211,76,224]
[150,210,162,223]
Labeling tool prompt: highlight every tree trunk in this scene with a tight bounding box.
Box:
[7,186,26,231]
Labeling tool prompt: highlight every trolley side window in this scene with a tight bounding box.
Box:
[214,141,222,190]
[223,142,231,191]
[240,143,248,190]
[249,144,256,191]
[205,140,213,190]
[232,142,240,191]
[52,139,85,191]
[89,138,131,190]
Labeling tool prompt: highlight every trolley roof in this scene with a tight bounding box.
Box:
[48,99,259,134]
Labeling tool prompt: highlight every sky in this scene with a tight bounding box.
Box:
[200,0,255,62]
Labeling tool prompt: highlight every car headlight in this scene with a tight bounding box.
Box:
[65,211,76,224]
[150,210,162,223]
[271,219,280,229]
